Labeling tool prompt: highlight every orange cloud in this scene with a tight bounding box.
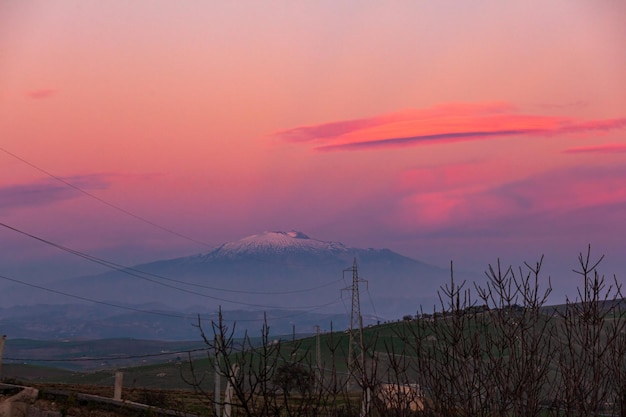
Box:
[272,102,515,143]
[271,102,626,151]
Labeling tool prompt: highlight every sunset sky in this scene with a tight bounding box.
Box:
[2,1,626,304]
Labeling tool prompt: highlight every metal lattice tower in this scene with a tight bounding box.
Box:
[342,259,372,416]
[343,258,367,379]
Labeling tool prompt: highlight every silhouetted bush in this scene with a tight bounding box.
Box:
[184,247,626,417]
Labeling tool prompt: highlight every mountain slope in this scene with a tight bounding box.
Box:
[3,231,451,319]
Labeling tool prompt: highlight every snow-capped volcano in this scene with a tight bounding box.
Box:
[16,231,453,320]
[207,231,349,258]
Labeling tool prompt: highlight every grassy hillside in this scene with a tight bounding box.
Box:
[1,320,418,392]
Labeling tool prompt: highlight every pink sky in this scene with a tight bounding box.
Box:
[1,1,626,303]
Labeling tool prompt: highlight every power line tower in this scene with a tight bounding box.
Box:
[342,258,367,387]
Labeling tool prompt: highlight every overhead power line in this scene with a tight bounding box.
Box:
[1,147,347,295]
[0,222,343,307]
[5,348,208,363]
[0,147,349,319]
[0,273,196,320]
[0,272,343,323]
[0,145,212,248]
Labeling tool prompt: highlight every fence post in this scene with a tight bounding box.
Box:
[0,335,6,381]
[114,371,124,401]
[223,363,239,417]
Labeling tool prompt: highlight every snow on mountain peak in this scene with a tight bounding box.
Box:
[286,230,309,239]
[210,231,347,258]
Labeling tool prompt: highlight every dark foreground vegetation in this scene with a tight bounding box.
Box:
[169,247,626,417]
[4,247,626,416]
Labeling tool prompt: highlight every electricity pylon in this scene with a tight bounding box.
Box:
[342,258,367,387]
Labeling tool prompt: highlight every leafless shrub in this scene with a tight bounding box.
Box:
[182,248,625,417]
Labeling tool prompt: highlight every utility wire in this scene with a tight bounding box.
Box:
[235,297,344,323]
[0,273,198,320]
[0,222,279,309]
[0,146,212,248]
[6,323,359,364]
[4,348,208,363]
[0,147,350,317]
[365,284,379,318]
[0,222,342,309]
[0,272,343,323]
[1,146,354,291]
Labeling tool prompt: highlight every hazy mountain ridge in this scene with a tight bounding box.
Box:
[0,231,453,339]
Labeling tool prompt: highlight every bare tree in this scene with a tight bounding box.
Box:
[180,248,625,417]
[407,265,492,416]
[606,296,626,417]
[184,308,359,417]
[398,258,555,417]
[550,247,625,417]
[475,258,556,417]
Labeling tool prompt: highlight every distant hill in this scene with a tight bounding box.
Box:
[0,231,453,339]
